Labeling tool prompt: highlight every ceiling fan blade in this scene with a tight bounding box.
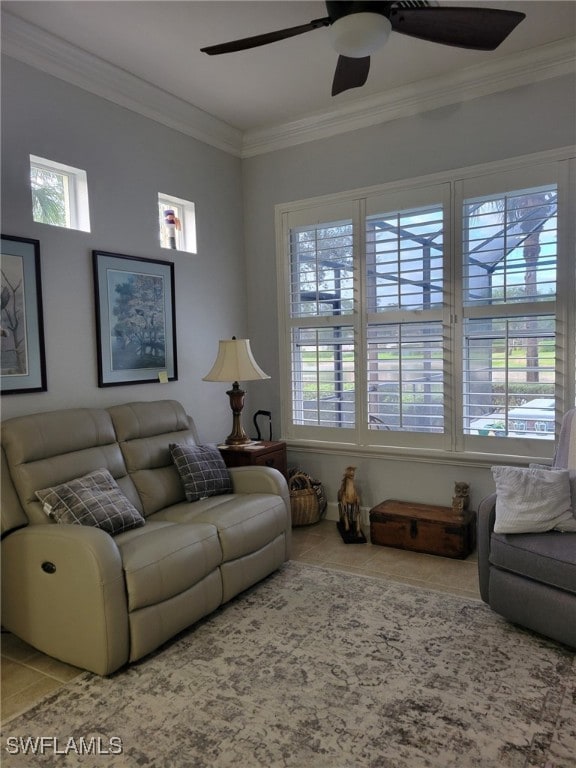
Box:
[389,7,526,51]
[201,17,330,55]
[332,55,371,96]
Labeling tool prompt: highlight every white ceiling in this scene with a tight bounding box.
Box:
[2,0,576,153]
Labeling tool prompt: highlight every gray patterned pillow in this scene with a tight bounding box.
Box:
[492,465,576,534]
[35,468,145,536]
[170,443,233,502]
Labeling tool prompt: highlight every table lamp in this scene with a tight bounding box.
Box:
[203,337,270,445]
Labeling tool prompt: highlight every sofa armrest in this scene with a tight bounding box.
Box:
[229,466,292,551]
[477,492,497,603]
[1,524,129,675]
[229,466,289,504]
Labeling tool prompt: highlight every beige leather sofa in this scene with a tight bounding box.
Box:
[1,400,291,675]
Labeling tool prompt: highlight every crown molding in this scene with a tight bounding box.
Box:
[2,12,574,160]
[1,12,243,157]
[241,38,576,158]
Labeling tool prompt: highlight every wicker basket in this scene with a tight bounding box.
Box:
[289,471,324,526]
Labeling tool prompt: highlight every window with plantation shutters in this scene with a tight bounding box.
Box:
[288,218,355,429]
[277,151,575,458]
[463,316,555,438]
[366,205,444,312]
[366,201,445,435]
[367,322,444,433]
[462,185,557,307]
[461,182,558,441]
[291,326,355,428]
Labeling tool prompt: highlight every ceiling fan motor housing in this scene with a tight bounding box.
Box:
[329,13,392,58]
[325,1,436,23]
[326,1,393,22]
[326,1,435,59]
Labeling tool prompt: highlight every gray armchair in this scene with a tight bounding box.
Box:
[477,408,576,648]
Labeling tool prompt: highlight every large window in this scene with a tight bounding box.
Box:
[277,152,575,458]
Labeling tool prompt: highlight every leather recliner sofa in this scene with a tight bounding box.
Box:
[1,400,291,675]
[477,408,576,648]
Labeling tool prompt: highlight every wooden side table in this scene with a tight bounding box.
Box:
[219,441,287,480]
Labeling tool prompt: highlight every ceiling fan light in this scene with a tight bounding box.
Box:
[329,12,392,58]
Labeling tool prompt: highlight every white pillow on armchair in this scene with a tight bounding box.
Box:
[492,465,576,534]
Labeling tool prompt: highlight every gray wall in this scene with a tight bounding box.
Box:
[242,75,576,514]
[1,57,247,443]
[2,55,574,517]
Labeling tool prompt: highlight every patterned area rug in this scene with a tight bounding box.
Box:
[2,562,575,767]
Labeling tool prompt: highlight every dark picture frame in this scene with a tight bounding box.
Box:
[1,234,47,394]
[93,250,177,387]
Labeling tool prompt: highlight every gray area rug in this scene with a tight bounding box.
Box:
[2,562,575,767]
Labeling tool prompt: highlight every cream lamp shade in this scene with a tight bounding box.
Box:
[203,338,270,445]
[203,338,270,384]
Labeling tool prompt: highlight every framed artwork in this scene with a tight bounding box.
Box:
[1,234,47,394]
[92,250,177,387]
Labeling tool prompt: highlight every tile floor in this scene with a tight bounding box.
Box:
[291,518,480,601]
[1,519,480,724]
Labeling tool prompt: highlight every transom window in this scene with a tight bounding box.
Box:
[158,193,197,253]
[30,155,90,232]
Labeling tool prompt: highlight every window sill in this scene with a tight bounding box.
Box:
[283,437,553,469]
[160,248,196,256]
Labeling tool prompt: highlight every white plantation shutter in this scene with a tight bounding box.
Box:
[365,205,444,312]
[365,198,446,439]
[462,185,557,306]
[463,316,555,437]
[277,153,574,456]
[289,222,354,318]
[367,322,444,433]
[291,327,355,428]
[461,179,558,442]
[287,216,356,430]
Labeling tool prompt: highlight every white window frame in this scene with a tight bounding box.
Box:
[276,147,576,462]
[29,155,90,232]
[158,193,197,253]
[455,163,568,457]
[363,183,452,452]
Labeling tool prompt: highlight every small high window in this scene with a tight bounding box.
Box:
[158,194,196,253]
[29,155,90,231]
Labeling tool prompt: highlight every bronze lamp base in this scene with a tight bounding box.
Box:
[224,382,252,445]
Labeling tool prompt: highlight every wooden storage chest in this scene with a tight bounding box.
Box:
[369,499,476,559]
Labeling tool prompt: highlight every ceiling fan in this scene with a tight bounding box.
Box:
[201,1,526,96]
